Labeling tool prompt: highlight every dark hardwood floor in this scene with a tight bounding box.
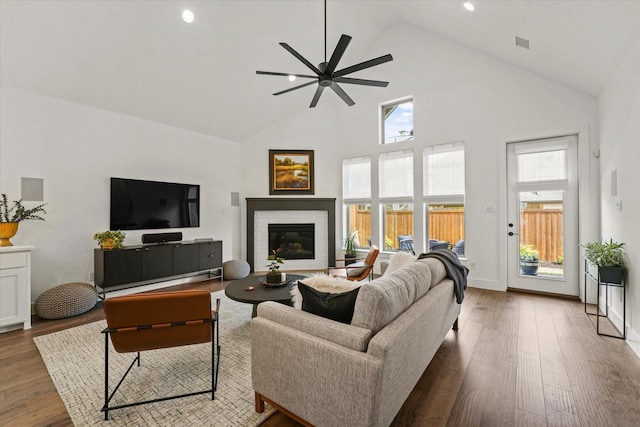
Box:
[1,280,639,427]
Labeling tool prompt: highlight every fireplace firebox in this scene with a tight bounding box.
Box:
[268,223,315,260]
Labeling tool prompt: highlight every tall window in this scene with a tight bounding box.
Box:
[343,157,372,249]
[380,150,414,251]
[381,98,413,144]
[423,143,465,256]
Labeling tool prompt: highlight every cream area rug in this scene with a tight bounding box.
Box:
[33,291,274,426]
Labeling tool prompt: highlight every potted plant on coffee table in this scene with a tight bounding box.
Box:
[519,244,539,276]
[581,239,626,284]
[265,250,285,283]
[0,193,47,246]
[93,230,126,249]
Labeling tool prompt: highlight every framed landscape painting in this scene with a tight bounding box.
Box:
[269,149,314,195]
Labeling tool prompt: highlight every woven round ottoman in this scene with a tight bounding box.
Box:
[35,282,98,320]
[223,259,250,280]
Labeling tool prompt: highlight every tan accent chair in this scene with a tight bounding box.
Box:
[328,245,379,281]
[101,290,220,420]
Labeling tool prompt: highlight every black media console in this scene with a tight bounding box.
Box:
[94,239,222,294]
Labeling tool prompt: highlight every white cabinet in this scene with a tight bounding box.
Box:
[0,246,34,332]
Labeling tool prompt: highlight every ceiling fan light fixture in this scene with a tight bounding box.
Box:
[463,2,475,12]
[288,75,296,82]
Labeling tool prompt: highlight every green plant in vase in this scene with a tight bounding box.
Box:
[0,193,47,246]
[344,230,358,265]
[266,250,285,283]
[94,230,126,249]
[581,239,625,284]
[519,244,539,276]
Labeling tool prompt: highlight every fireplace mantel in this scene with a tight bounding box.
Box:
[246,198,336,271]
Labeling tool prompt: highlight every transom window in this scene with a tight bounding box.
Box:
[381,98,413,144]
[515,140,568,183]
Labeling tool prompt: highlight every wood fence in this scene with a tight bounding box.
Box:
[427,209,464,247]
[520,208,564,262]
[347,207,563,261]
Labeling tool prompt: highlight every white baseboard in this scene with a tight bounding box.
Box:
[467,278,503,292]
[626,327,640,359]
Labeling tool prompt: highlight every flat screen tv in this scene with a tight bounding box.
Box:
[110,177,200,230]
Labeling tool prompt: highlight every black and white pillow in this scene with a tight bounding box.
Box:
[290,274,362,323]
[296,282,360,324]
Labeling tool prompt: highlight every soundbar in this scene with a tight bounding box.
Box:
[142,232,183,244]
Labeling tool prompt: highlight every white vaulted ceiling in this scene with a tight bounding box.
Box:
[1,0,638,142]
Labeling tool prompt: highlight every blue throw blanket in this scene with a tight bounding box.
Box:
[418,249,469,303]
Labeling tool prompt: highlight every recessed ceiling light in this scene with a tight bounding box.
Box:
[182,10,195,23]
[288,75,296,82]
[463,2,475,11]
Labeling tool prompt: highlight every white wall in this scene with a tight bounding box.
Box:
[242,23,600,291]
[0,86,242,301]
[598,33,640,354]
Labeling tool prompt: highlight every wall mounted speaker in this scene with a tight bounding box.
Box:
[231,192,240,207]
[21,177,44,201]
[142,232,183,244]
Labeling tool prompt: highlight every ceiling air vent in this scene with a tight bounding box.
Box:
[515,36,531,50]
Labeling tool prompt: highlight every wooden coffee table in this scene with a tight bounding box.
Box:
[224,274,307,317]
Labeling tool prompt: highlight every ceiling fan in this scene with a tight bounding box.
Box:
[256,0,393,108]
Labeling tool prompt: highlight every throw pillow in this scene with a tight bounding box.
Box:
[346,261,367,277]
[297,281,361,324]
[385,252,416,275]
[290,274,361,309]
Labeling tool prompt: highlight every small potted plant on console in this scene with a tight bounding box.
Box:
[265,250,285,283]
[94,230,126,250]
[581,238,626,284]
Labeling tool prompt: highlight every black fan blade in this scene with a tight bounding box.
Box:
[257,71,318,79]
[324,34,352,75]
[333,54,393,78]
[334,77,389,87]
[330,82,355,106]
[310,86,325,108]
[273,80,317,96]
[279,43,322,75]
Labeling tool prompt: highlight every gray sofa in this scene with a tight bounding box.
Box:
[251,257,461,427]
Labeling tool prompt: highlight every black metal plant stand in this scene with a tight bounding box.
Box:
[584,259,626,339]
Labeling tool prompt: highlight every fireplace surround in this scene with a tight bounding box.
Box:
[246,198,336,271]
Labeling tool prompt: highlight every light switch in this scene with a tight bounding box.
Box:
[616,200,623,212]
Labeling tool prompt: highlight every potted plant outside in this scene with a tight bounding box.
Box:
[266,250,285,283]
[581,239,625,284]
[344,231,358,266]
[520,244,539,276]
[0,194,47,246]
[94,230,126,250]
